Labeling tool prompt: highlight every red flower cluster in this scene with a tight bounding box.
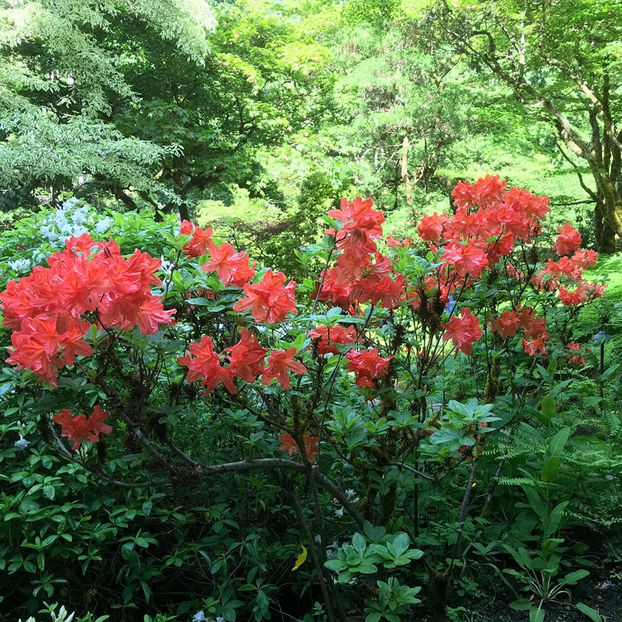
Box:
[233,270,297,323]
[178,332,306,394]
[567,342,587,367]
[537,248,603,306]
[177,335,237,395]
[0,234,175,385]
[441,307,482,355]
[278,432,319,463]
[179,221,256,287]
[263,348,308,389]
[317,198,405,310]
[345,348,393,388]
[419,177,550,292]
[308,324,357,355]
[202,241,255,287]
[490,307,550,355]
[53,405,112,450]
[179,220,213,258]
[553,222,582,256]
[226,328,267,383]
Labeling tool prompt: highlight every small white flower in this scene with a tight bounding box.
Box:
[62,197,79,209]
[14,435,30,450]
[192,611,206,622]
[71,208,89,226]
[345,489,356,499]
[215,617,225,622]
[160,256,174,273]
[7,258,30,273]
[334,507,344,518]
[95,217,113,234]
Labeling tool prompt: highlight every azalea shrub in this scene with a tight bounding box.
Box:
[1,177,620,620]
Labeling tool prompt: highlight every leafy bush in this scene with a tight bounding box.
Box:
[1,177,620,621]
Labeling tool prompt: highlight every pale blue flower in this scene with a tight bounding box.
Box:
[95,217,113,234]
[444,295,456,315]
[8,258,30,273]
[14,435,30,450]
[192,611,206,622]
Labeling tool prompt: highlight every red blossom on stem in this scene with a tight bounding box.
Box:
[553,222,582,256]
[278,432,319,463]
[262,348,307,389]
[177,335,237,395]
[53,405,112,450]
[233,270,297,323]
[442,307,482,356]
[308,325,357,355]
[345,348,393,388]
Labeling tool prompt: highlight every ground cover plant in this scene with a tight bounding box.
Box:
[1,176,621,621]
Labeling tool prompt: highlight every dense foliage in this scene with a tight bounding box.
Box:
[1,1,621,621]
[1,177,621,621]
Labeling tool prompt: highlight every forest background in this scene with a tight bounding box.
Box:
[2,0,621,263]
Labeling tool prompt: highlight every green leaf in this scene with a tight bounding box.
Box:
[324,559,347,572]
[540,395,556,418]
[560,569,589,585]
[509,599,532,611]
[352,532,367,555]
[540,456,560,482]
[545,501,569,536]
[392,533,410,556]
[576,603,603,622]
[522,485,546,519]
[549,427,571,458]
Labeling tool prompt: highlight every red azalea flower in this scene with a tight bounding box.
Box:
[226,328,267,383]
[202,241,255,287]
[308,324,357,355]
[442,242,488,279]
[522,335,549,356]
[53,406,112,450]
[262,348,307,389]
[442,307,482,355]
[233,270,297,324]
[278,432,319,463]
[178,335,237,395]
[567,342,587,366]
[490,310,522,339]
[345,348,393,388]
[417,212,448,243]
[553,222,581,256]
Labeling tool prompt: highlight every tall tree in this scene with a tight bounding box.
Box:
[0,0,215,212]
[0,0,332,219]
[429,0,622,251]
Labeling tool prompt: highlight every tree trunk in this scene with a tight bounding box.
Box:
[594,201,617,253]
